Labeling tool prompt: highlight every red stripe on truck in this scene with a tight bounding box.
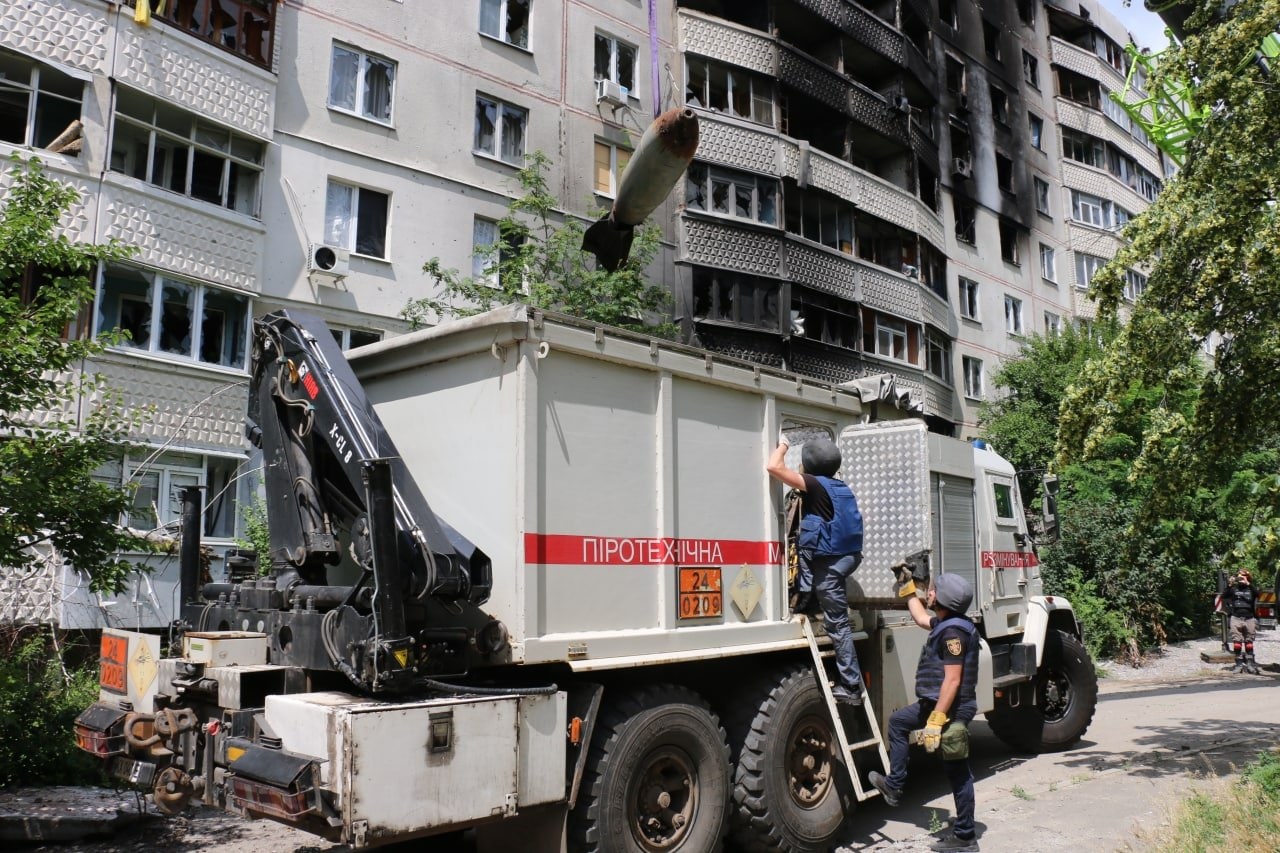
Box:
[980,551,1040,568]
[524,534,782,566]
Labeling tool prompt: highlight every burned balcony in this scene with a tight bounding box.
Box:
[126,0,276,69]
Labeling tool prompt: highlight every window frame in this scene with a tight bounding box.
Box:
[692,267,782,333]
[473,93,529,165]
[926,329,953,382]
[1075,252,1107,289]
[999,221,1020,265]
[687,162,778,227]
[95,264,251,371]
[958,277,980,321]
[1039,243,1057,282]
[953,198,976,245]
[478,0,530,50]
[594,31,638,96]
[684,55,774,126]
[1033,176,1051,216]
[327,42,397,126]
[109,88,265,217]
[325,179,391,259]
[1028,113,1043,150]
[1022,50,1039,88]
[1004,294,1024,335]
[1044,311,1061,335]
[869,314,910,363]
[471,216,526,289]
[1069,189,1108,228]
[963,355,984,400]
[593,140,632,198]
[0,47,86,155]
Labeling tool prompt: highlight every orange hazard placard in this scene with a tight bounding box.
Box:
[678,567,723,620]
[99,634,127,694]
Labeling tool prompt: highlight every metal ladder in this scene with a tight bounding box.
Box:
[799,615,891,802]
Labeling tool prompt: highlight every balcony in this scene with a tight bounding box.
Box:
[125,0,276,69]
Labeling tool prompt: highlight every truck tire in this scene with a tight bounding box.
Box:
[569,684,730,853]
[727,666,851,852]
[985,629,1098,753]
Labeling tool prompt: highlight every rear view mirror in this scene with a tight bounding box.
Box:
[1040,475,1060,544]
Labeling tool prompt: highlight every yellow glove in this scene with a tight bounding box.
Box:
[892,562,917,598]
[921,710,948,753]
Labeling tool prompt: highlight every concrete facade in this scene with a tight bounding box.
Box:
[0,1,1168,623]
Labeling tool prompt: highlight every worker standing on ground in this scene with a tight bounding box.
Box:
[870,572,980,853]
[1227,568,1261,674]
[766,433,865,705]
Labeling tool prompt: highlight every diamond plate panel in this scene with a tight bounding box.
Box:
[99,182,263,291]
[839,421,931,601]
[1061,161,1147,214]
[780,142,802,182]
[1049,37,1098,80]
[790,339,863,385]
[850,83,904,142]
[857,173,916,232]
[791,0,903,63]
[858,262,920,319]
[915,202,945,249]
[779,47,849,114]
[1055,100,1108,140]
[680,13,775,77]
[785,239,858,300]
[1066,223,1122,258]
[697,116,778,174]
[0,0,111,76]
[807,149,855,200]
[922,375,957,421]
[682,217,783,277]
[116,20,274,138]
[693,326,785,368]
[90,356,249,450]
[0,550,58,625]
[921,288,950,329]
[0,161,95,242]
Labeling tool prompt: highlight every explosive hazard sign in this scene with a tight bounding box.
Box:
[98,629,161,713]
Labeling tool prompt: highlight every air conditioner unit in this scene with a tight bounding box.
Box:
[595,78,629,108]
[952,157,972,178]
[892,94,911,114]
[901,264,919,279]
[308,243,350,277]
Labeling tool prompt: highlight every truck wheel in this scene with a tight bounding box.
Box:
[986,629,1098,753]
[569,684,730,853]
[727,666,850,852]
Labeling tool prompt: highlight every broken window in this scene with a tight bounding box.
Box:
[963,356,984,399]
[471,216,525,289]
[1034,177,1050,215]
[790,287,857,348]
[118,451,243,539]
[594,33,637,94]
[783,184,852,253]
[685,56,773,125]
[953,198,976,245]
[0,47,85,155]
[691,267,780,331]
[110,88,263,216]
[1004,294,1024,335]
[474,94,527,164]
[999,221,1020,265]
[996,153,1014,193]
[686,162,777,226]
[926,330,952,381]
[479,0,530,50]
[958,277,979,320]
[865,313,910,362]
[989,86,1008,124]
[97,264,249,369]
[329,327,383,351]
[144,0,276,66]
[328,43,396,124]
[325,180,390,258]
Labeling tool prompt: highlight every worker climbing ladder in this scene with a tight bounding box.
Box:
[799,615,891,802]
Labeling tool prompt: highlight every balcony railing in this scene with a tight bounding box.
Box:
[126,0,275,69]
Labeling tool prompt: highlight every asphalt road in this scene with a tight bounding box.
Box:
[837,643,1280,851]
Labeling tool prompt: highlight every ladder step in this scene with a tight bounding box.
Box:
[846,737,882,751]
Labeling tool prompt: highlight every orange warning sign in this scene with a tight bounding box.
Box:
[99,634,127,694]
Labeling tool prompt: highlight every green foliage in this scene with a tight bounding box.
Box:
[0,630,102,786]
[403,151,675,338]
[1058,0,1280,575]
[236,495,271,575]
[1161,751,1280,851]
[0,154,143,593]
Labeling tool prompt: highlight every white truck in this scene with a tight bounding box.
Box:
[75,305,1097,852]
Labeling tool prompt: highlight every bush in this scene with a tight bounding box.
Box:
[0,630,103,786]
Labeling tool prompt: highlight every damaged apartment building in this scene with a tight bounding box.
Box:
[0,0,1169,626]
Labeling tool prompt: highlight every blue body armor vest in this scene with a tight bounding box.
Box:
[798,476,863,556]
[914,615,980,710]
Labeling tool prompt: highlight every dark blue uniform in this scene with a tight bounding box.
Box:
[797,474,864,691]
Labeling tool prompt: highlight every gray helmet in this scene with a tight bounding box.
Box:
[801,438,842,477]
[933,574,974,613]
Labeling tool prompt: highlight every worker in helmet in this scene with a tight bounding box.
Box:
[870,572,981,853]
[767,433,865,705]
[1226,568,1261,674]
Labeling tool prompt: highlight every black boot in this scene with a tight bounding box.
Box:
[1246,651,1261,675]
[1232,651,1246,673]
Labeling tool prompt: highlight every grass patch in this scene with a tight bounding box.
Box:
[1011,785,1033,800]
[1157,752,1280,852]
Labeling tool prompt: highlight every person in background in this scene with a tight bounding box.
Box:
[766,433,865,705]
[870,572,981,853]
[1227,568,1261,674]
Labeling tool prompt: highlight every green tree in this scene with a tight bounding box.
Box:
[0,154,141,593]
[1058,0,1280,573]
[403,151,675,337]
